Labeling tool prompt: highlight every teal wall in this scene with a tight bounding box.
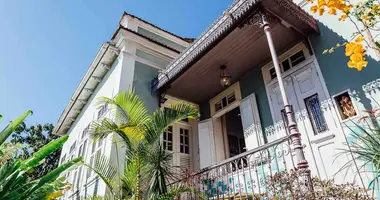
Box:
[135,49,170,68]
[197,67,273,130]
[133,61,159,114]
[310,22,380,110]
[240,68,273,129]
[199,101,211,121]
[137,27,186,52]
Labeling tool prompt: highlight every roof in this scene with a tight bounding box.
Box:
[53,42,119,135]
[111,26,181,53]
[151,0,319,91]
[121,12,196,44]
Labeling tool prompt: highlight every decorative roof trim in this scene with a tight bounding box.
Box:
[111,26,181,54]
[152,0,318,91]
[121,12,195,43]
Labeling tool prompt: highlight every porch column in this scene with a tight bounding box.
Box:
[259,11,313,190]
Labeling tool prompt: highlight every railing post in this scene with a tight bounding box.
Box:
[258,10,314,192]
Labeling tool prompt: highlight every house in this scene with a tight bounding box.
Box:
[55,0,380,199]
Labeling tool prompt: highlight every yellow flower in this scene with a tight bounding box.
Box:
[328,8,337,15]
[318,7,325,15]
[311,5,319,13]
[48,191,63,199]
[345,42,368,71]
[339,13,348,21]
[362,16,369,22]
[355,35,365,43]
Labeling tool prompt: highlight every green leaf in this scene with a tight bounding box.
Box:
[0,110,32,146]
[22,157,83,199]
[22,136,68,169]
[375,41,380,49]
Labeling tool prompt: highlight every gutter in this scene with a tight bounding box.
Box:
[53,42,115,135]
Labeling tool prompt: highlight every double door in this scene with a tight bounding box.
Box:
[267,60,339,179]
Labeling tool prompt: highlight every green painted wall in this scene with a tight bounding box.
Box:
[197,67,273,130]
[310,22,380,110]
[240,68,273,129]
[137,27,186,52]
[135,49,170,68]
[133,61,159,114]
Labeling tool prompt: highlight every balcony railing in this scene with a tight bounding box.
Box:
[168,134,300,199]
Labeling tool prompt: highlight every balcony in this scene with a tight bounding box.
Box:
[168,133,302,199]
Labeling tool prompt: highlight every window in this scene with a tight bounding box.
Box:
[214,92,236,112]
[163,126,173,151]
[78,144,83,157]
[82,140,87,157]
[269,50,306,80]
[72,171,77,190]
[282,60,291,72]
[91,141,96,154]
[180,128,190,154]
[97,104,108,119]
[87,156,93,179]
[305,94,328,134]
[290,50,306,66]
[269,68,277,79]
[69,142,77,154]
[61,154,66,164]
[82,124,90,139]
[98,139,103,148]
[76,167,83,190]
[334,91,357,120]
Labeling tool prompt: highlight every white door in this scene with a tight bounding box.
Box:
[267,60,338,178]
[240,93,264,150]
[197,119,216,169]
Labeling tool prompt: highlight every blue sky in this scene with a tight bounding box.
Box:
[0,0,232,128]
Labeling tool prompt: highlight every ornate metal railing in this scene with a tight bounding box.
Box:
[169,134,301,199]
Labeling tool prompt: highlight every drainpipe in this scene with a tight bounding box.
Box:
[259,11,314,191]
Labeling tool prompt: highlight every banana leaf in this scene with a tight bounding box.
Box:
[0,110,32,146]
[21,157,83,199]
[22,135,68,169]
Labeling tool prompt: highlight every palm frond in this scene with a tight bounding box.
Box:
[145,102,199,144]
[145,143,175,198]
[84,154,119,197]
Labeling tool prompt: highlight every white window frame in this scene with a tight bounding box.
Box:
[209,82,242,118]
[332,89,361,122]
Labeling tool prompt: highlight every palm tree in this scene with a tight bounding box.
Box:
[89,90,200,199]
[0,111,83,200]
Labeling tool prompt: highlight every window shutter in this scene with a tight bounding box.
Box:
[240,93,264,150]
[197,119,215,169]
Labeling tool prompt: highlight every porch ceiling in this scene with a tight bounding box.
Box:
[166,21,304,103]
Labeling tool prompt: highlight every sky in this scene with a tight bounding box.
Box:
[0,0,233,128]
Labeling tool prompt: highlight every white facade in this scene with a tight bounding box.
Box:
[56,13,190,199]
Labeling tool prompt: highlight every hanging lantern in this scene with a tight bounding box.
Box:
[220,65,231,87]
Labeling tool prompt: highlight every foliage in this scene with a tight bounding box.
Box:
[10,122,60,179]
[336,109,380,196]
[255,170,372,199]
[0,142,22,165]
[88,90,199,199]
[0,111,82,200]
[308,0,380,71]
